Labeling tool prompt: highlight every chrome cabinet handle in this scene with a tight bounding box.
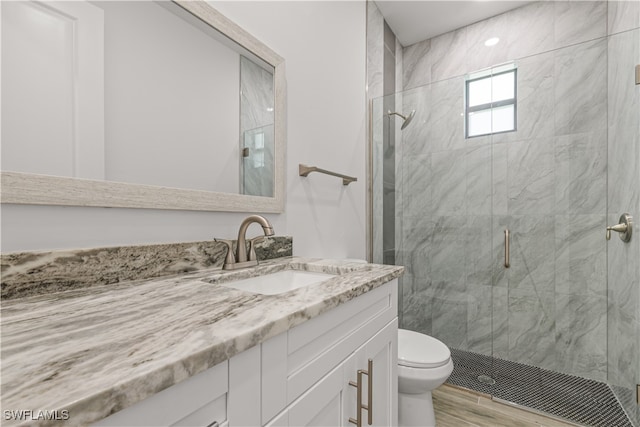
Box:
[504,229,510,269]
[365,359,373,425]
[348,370,363,427]
[205,422,219,427]
[349,359,373,426]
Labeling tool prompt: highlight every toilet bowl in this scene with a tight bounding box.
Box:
[398,329,454,427]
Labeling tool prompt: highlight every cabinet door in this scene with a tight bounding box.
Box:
[92,361,228,427]
[345,319,398,427]
[286,359,350,427]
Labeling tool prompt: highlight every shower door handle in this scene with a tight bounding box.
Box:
[504,229,510,268]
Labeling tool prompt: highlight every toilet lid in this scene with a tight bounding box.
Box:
[398,329,451,368]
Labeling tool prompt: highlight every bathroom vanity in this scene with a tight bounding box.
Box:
[0,258,402,427]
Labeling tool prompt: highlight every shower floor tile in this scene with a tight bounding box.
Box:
[445,348,635,427]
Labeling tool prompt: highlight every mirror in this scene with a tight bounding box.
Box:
[0,0,285,212]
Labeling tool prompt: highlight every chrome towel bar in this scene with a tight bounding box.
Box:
[299,164,357,185]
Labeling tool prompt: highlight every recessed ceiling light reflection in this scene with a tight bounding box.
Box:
[485,37,500,47]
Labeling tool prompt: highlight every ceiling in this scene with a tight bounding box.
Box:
[374,1,532,46]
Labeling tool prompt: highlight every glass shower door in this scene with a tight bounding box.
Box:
[606,26,640,426]
[491,37,610,381]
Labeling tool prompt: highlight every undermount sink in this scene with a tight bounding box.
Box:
[220,270,335,295]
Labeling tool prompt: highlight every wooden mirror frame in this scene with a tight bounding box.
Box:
[0,0,286,213]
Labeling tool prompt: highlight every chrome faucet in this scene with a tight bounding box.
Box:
[216,215,274,270]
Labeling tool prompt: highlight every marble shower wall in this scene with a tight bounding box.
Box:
[397,0,639,388]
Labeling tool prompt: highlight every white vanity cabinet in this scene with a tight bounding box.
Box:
[93,360,229,427]
[93,279,398,427]
[256,279,398,427]
[265,319,397,427]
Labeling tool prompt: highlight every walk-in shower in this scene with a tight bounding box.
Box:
[370,1,639,426]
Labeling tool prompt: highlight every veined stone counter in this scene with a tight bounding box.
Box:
[0,257,403,427]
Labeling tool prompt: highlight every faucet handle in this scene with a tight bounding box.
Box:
[214,239,235,266]
[248,236,265,261]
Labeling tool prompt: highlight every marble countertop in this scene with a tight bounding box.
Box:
[0,257,403,427]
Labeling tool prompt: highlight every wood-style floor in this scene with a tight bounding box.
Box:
[433,384,582,427]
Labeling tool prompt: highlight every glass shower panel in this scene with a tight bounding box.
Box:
[371,91,405,322]
[373,74,496,359]
[606,25,639,426]
[371,92,403,264]
[486,31,613,424]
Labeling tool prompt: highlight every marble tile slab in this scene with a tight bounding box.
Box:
[402,39,431,91]
[507,138,555,215]
[465,145,492,216]
[367,1,384,100]
[1,237,292,300]
[608,0,640,35]
[507,288,557,371]
[554,0,607,48]
[427,76,465,152]
[492,51,555,145]
[506,1,555,61]
[430,27,468,82]
[431,149,467,215]
[400,283,434,336]
[506,215,556,295]
[555,293,607,381]
[466,283,493,355]
[400,84,431,156]
[554,38,607,136]
[554,214,607,297]
[465,215,493,288]
[429,215,468,290]
[0,257,404,427]
[554,131,607,215]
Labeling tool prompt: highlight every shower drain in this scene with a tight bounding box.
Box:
[447,348,636,427]
[477,374,496,385]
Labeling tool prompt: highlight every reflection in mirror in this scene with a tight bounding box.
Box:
[240,56,275,197]
[1,0,275,198]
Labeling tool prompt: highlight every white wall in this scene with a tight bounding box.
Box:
[1,1,367,260]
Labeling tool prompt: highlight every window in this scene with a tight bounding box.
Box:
[465,64,517,138]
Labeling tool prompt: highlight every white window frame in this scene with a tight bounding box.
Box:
[465,66,517,139]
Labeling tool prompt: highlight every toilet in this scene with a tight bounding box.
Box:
[398,329,454,427]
